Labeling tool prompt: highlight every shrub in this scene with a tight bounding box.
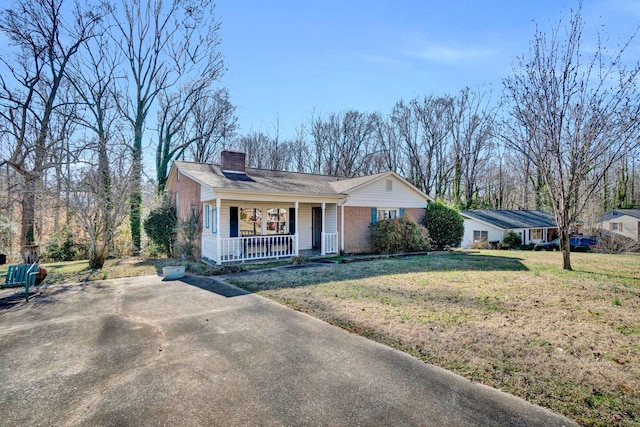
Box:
[291,255,309,265]
[421,202,464,250]
[176,207,200,261]
[370,216,430,254]
[43,225,89,262]
[501,231,522,249]
[143,198,177,257]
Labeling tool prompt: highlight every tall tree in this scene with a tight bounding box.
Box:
[310,110,377,177]
[0,0,102,248]
[186,88,236,163]
[110,0,222,253]
[503,4,640,269]
[449,87,495,208]
[68,24,124,268]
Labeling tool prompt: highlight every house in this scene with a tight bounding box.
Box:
[599,209,640,242]
[459,210,558,248]
[166,151,432,264]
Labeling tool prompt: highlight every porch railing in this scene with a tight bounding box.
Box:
[219,234,296,263]
[324,232,338,254]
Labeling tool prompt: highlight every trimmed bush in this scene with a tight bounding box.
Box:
[501,231,522,249]
[421,202,464,250]
[370,216,430,254]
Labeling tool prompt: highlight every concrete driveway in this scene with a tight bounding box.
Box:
[0,274,576,426]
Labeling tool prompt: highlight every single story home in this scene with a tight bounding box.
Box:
[166,151,432,264]
[459,210,558,248]
[598,209,640,242]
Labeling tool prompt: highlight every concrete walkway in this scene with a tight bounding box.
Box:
[0,275,576,426]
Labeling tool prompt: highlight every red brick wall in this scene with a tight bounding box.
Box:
[404,208,425,225]
[168,171,202,257]
[341,207,426,254]
[342,207,374,253]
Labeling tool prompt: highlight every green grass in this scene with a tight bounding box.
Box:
[228,250,640,427]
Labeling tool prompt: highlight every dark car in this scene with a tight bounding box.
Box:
[534,237,598,252]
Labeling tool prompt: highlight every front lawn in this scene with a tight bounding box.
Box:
[227,250,640,427]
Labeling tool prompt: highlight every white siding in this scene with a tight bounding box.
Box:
[345,176,428,208]
[201,186,217,202]
[325,204,337,233]
[461,219,504,248]
[298,204,313,250]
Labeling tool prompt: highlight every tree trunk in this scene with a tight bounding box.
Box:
[130,120,143,254]
[558,223,572,271]
[89,245,108,269]
[20,176,37,247]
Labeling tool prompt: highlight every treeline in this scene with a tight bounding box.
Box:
[218,87,640,213]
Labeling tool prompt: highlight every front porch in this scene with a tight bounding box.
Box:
[201,198,340,264]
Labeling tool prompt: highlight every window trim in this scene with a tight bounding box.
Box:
[211,208,218,234]
[377,207,399,221]
[473,230,488,243]
[530,228,543,240]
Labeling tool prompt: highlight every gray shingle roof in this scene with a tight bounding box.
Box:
[173,161,379,196]
[460,210,557,229]
[608,209,640,219]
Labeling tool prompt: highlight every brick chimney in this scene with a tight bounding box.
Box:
[221,150,246,172]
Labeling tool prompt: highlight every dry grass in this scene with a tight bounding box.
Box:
[228,250,640,426]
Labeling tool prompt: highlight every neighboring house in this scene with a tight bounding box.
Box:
[460,210,558,248]
[599,209,640,242]
[166,151,432,264]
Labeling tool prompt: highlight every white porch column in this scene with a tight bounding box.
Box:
[294,201,299,255]
[216,197,221,265]
[321,202,326,255]
[340,204,345,253]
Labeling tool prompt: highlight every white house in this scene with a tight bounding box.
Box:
[460,210,558,248]
[166,151,432,264]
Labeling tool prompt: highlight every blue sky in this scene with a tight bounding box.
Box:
[216,0,640,140]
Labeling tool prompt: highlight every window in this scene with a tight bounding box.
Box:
[204,205,210,229]
[240,208,262,236]
[266,208,288,234]
[530,229,542,240]
[377,208,399,220]
[239,207,289,236]
[211,208,218,233]
[473,230,488,243]
[611,222,622,231]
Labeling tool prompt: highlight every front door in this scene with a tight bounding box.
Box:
[312,207,322,250]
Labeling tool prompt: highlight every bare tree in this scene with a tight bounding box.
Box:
[67,25,125,268]
[502,4,640,269]
[186,88,236,163]
[449,87,495,208]
[237,131,271,169]
[70,153,131,268]
[310,110,378,177]
[0,0,102,248]
[109,0,223,252]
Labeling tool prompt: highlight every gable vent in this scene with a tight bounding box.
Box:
[385,179,393,192]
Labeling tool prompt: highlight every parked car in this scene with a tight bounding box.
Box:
[534,237,598,252]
